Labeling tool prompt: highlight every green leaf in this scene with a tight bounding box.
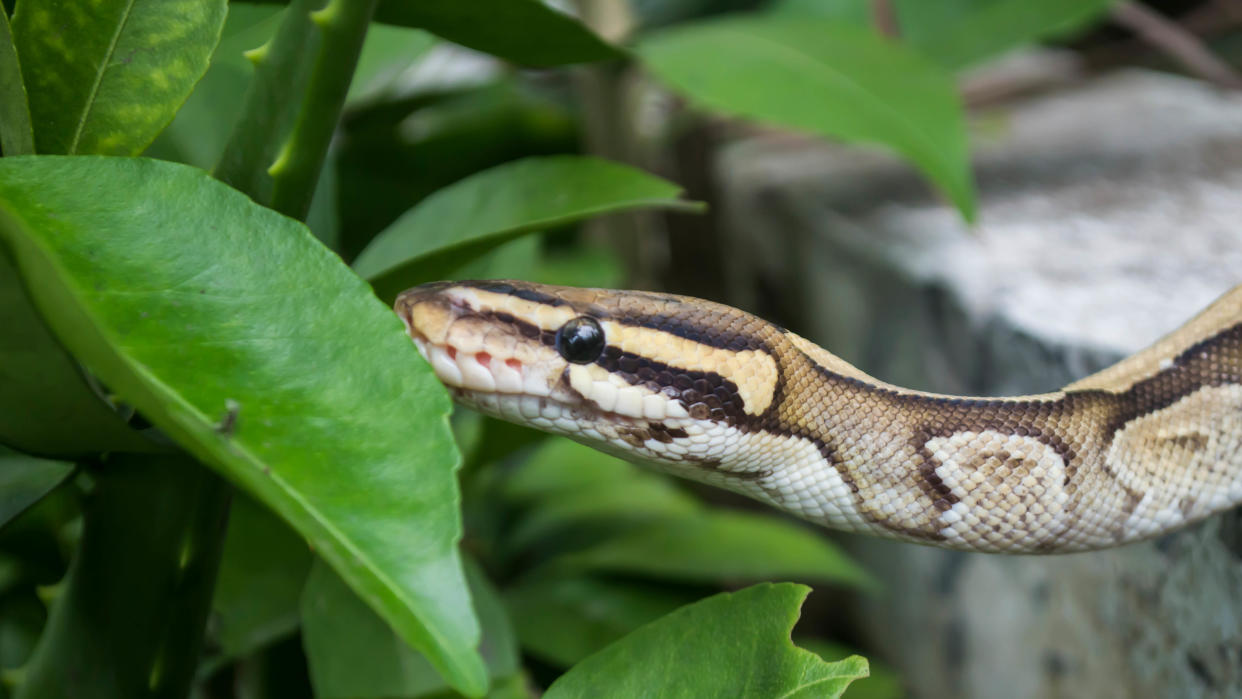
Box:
[767,0,869,24]
[502,443,699,553]
[767,0,1115,70]
[499,439,651,501]
[0,156,486,696]
[0,449,73,531]
[796,640,904,699]
[0,252,155,457]
[504,441,872,589]
[371,0,621,67]
[503,576,699,667]
[906,0,1115,69]
[547,511,876,590]
[144,4,287,170]
[11,0,226,155]
[0,8,34,156]
[211,492,312,658]
[462,417,546,473]
[353,156,704,303]
[347,23,437,105]
[544,583,869,698]
[637,15,975,219]
[303,557,518,699]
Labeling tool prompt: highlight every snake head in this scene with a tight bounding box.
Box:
[396,280,644,442]
[394,279,781,468]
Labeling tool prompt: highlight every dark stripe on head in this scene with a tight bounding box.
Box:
[609,312,765,353]
[459,280,570,307]
[595,346,751,427]
[477,310,558,347]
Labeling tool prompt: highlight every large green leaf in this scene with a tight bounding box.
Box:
[502,440,872,589]
[905,0,1114,69]
[144,4,287,170]
[353,156,704,302]
[0,449,73,531]
[545,510,876,590]
[0,252,155,457]
[240,0,621,66]
[210,492,312,658]
[303,557,518,699]
[498,440,699,553]
[637,15,975,219]
[797,640,904,699]
[544,583,869,698]
[11,0,226,155]
[370,0,620,67]
[0,8,33,156]
[770,0,1114,69]
[0,156,486,695]
[503,576,699,668]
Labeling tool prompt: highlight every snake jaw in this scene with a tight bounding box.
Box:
[397,283,575,407]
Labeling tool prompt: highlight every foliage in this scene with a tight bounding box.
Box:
[0,0,1116,696]
[543,584,869,699]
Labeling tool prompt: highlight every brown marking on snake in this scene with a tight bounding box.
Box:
[408,280,1242,552]
[1096,322,1242,437]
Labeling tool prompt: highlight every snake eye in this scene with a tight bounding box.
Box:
[555,316,605,364]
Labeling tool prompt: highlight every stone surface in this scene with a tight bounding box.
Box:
[715,70,1242,699]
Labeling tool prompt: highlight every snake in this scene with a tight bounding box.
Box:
[395,279,1242,554]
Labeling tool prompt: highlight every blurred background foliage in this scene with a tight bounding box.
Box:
[2,0,1237,696]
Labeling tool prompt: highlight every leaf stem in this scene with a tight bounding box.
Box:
[1111,0,1242,89]
[269,0,380,220]
[15,455,230,699]
[215,0,379,220]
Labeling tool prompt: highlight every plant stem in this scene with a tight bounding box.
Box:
[269,0,380,221]
[215,0,379,221]
[15,455,230,699]
[1111,0,1242,89]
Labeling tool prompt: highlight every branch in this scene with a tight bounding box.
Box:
[1111,0,1242,89]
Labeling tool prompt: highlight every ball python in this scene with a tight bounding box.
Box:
[396,279,1242,554]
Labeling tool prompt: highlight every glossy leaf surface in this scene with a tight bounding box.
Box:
[0,156,485,695]
[12,0,226,155]
[370,0,621,67]
[544,583,869,698]
[353,156,703,302]
[303,557,518,698]
[0,449,73,531]
[0,8,33,155]
[637,16,974,218]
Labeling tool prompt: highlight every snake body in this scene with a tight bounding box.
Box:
[396,280,1242,553]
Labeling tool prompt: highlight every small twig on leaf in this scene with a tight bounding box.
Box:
[870,0,900,39]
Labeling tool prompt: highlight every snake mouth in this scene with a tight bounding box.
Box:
[407,331,666,434]
[408,333,532,395]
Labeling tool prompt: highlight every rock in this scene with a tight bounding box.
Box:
[715,70,1242,699]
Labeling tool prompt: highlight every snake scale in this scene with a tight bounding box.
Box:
[396,280,1242,553]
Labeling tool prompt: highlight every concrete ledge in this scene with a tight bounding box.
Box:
[716,70,1242,698]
